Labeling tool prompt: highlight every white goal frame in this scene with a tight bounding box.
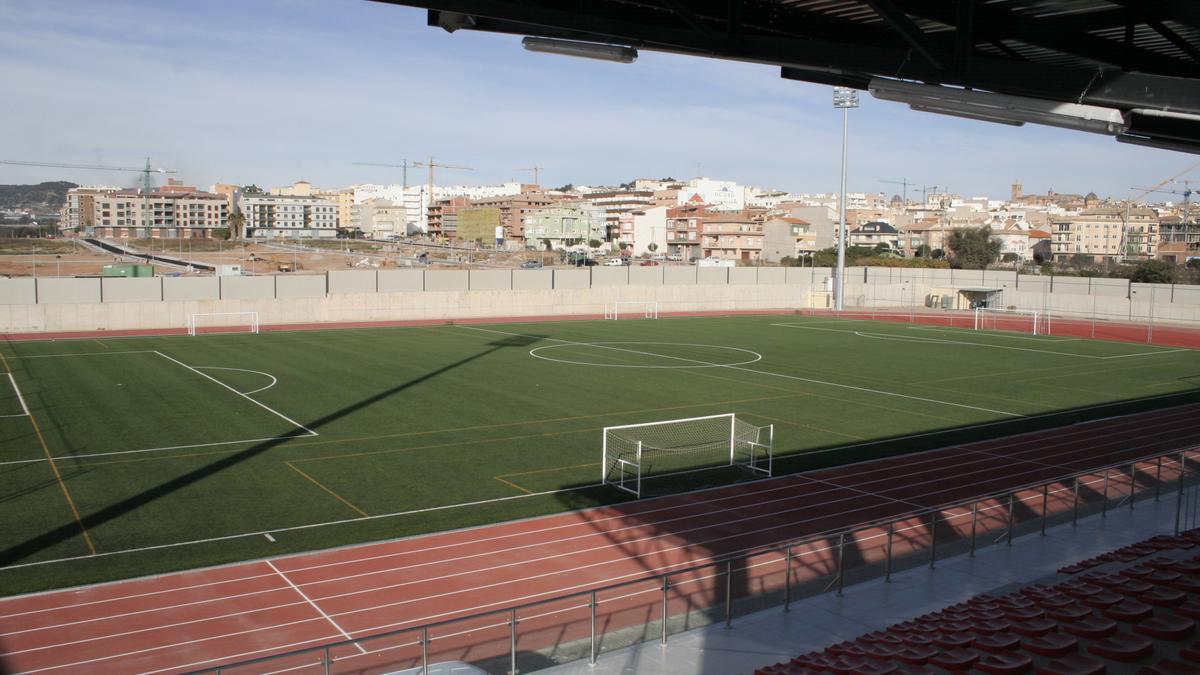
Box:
[602,412,774,497]
[973,307,1044,336]
[604,301,659,320]
[187,311,260,336]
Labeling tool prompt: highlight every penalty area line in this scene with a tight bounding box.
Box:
[6,373,30,417]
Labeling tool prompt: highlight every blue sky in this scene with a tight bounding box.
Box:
[0,0,1196,200]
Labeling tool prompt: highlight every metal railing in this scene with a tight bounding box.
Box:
[189,448,1197,675]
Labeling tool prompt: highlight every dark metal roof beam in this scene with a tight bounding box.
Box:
[1106,1,1200,28]
[1146,19,1200,61]
[861,0,949,71]
[660,0,720,41]
[954,0,976,78]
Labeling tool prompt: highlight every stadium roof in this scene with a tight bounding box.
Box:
[372,0,1200,154]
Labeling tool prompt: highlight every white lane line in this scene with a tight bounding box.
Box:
[2,350,156,359]
[7,373,30,416]
[906,325,1079,343]
[265,561,363,652]
[154,351,316,436]
[0,436,313,467]
[460,325,1021,418]
[193,366,278,395]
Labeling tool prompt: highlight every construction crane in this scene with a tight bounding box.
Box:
[411,157,472,232]
[516,165,544,186]
[353,160,412,189]
[878,178,917,206]
[1131,180,1195,222]
[1122,160,1200,258]
[0,158,176,196]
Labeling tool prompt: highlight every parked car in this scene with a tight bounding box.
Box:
[520,260,542,269]
[639,260,660,266]
[604,258,626,266]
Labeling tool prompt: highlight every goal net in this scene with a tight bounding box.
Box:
[602,413,773,497]
[188,312,260,336]
[974,308,1044,336]
[605,301,659,320]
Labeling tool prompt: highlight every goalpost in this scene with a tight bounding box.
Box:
[187,312,260,336]
[974,307,1044,336]
[604,301,659,320]
[602,413,774,497]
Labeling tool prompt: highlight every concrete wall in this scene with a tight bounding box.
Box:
[378,269,424,293]
[101,278,162,303]
[220,276,275,300]
[328,270,376,295]
[512,270,552,290]
[553,269,590,289]
[276,275,327,299]
[469,270,512,291]
[0,279,37,305]
[164,276,219,301]
[425,270,469,292]
[591,267,628,287]
[37,278,101,304]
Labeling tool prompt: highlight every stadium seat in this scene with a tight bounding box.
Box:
[1137,658,1200,674]
[972,619,1014,635]
[1008,618,1058,636]
[1036,595,1080,610]
[1022,633,1079,657]
[1115,579,1155,595]
[1063,616,1119,639]
[1174,601,1200,620]
[1080,591,1125,609]
[1087,632,1155,662]
[1141,587,1188,607]
[1035,653,1107,674]
[1005,606,1048,621]
[1046,604,1094,622]
[892,645,937,665]
[1102,599,1154,623]
[1058,582,1106,598]
[973,632,1022,653]
[928,647,980,670]
[1167,576,1200,593]
[1139,570,1183,585]
[932,632,975,649]
[1133,615,1196,641]
[975,652,1034,674]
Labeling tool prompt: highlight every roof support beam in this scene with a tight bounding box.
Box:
[954,0,976,78]
[1147,19,1200,61]
[862,0,949,71]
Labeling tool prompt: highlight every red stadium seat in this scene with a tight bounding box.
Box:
[1008,618,1058,636]
[932,632,975,649]
[1133,615,1195,641]
[1115,579,1154,596]
[973,632,1021,653]
[1175,601,1200,620]
[1063,616,1119,639]
[1022,633,1079,657]
[1035,653,1107,674]
[975,652,1033,674]
[1087,633,1155,662]
[1004,606,1046,621]
[1046,604,1094,622]
[1137,658,1200,674]
[929,647,980,671]
[1102,600,1154,623]
[1141,587,1188,608]
[1058,583,1106,598]
[893,645,937,665]
[972,620,1014,635]
[1080,591,1126,609]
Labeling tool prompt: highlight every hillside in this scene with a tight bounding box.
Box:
[0,182,77,209]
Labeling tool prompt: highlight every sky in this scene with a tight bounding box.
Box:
[1,0,1197,201]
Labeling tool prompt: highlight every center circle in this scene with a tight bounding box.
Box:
[528,342,763,369]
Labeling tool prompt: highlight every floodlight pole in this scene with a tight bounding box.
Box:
[833,87,858,311]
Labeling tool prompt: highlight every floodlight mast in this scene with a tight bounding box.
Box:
[833,87,858,312]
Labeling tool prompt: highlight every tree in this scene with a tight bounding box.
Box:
[618,242,628,251]
[914,244,931,258]
[1001,252,1020,264]
[542,238,552,251]
[874,242,890,253]
[647,242,658,253]
[946,227,1000,269]
[931,248,945,259]
[1129,259,1178,284]
[588,239,602,249]
[1069,252,1095,271]
[227,211,245,240]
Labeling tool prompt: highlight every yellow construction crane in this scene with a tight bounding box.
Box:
[1,158,176,233]
[412,157,472,228]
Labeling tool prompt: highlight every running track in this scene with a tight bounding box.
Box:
[3,403,1200,673]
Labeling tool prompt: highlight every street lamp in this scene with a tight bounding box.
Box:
[833,86,859,312]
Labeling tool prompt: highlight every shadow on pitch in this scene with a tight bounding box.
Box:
[0,334,547,567]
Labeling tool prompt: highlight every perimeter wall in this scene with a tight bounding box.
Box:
[2,266,1200,333]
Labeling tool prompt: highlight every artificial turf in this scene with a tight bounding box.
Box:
[1,313,1198,595]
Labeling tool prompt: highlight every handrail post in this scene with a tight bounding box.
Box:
[724,560,734,629]
[928,513,937,569]
[836,533,846,596]
[661,574,670,645]
[969,503,978,556]
[1157,456,1164,501]
[589,591,597,665]
[324,646,331,675]
[1007,493,1015,546]
[1102,469,1109,518]
[1177,452,1187,535]
[1073,476,1080,526]
[1130,463,1137,510]
[421,627,429,675]
[884,523,894,583]
[783,547,793,612]
[510,609,518,675]
[1041,484,1049,536]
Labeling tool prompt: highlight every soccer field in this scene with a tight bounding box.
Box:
[2,314,1198,595]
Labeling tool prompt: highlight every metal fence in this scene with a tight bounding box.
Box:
[188,449,1197,675]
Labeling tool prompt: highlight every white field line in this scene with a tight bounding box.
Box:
[459,325,1021,418]
[0,460,1170,675]
[194,366,278,395]
[0,436,313,467]
[6,373,30,417]
[773,322,1190,360]
[906,325,1079,343]
[265,560,364,653]
[154,351,317,436]
[2,350,156,359]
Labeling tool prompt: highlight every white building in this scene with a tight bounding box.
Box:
[628,206,668,256]
[239,194,338,239]
[678,177,746,211]
[353,182,524,234]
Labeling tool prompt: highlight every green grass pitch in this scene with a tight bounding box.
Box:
[1,314,1198,595]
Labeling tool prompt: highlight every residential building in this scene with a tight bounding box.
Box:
[90,186,229,238]
[761,217,814,262]
[580,189,656,240]
[522,203,606,249]
[238,193,338,239]
[1049,207,1159,262]
[678,177,746,211]
[775,204,837,250]
[465,193,561,242]
[666,199,711,261]
[627,206,668,257]
[457,207,502,242]
[848,222,900,250]
[701,211,763,262]
[61,186,119,234]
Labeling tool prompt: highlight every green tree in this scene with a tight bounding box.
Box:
[914,244,931,258]
[588,239,602,249]
[1069,252,1095,271]
[618,242,628,251]
[874,242,890,253]
[946,227,1000,269]
[1001,252,1019,264]
[1129,259,1178,284]
[647,242,658,253]
[227,211,246,240]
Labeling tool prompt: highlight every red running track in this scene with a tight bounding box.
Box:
[3,403,1200,674]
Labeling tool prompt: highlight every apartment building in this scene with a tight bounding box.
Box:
[61,186,119,233]
[89,187,228,238]
[522,204,606,248]
[581,189,656,240]
[1050,207,1159,262]
[238,193,338,239]
[848,222,900,250]
[701,211,763,262]
[461,193,561,242]
[665,200,712,261]
[761,217,815,262]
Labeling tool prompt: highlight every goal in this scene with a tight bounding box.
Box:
[602,413,774,497]
[974,307,1044,336]
[187,312,260,336]
[605,301,659,320]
